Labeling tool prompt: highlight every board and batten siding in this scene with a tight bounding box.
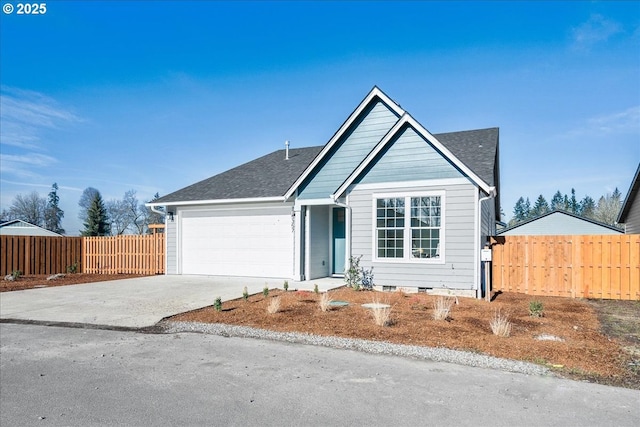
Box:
[298,101,400,200]
[349,182,477,289]
[165,214,177,274]
[307,205,330,279]
[624,195,640,234]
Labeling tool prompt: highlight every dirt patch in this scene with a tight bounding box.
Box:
[0,273,147,292]
[170,287,640,389]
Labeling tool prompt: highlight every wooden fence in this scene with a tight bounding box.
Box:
[84,234,165,275]
[491,235,640,300]
[1,234,165,276]
[1,235,83,276]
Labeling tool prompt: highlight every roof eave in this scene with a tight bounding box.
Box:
[617,163,640,223]
[146,196,287,208]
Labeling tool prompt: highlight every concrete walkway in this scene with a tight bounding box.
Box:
[0,275,344,329]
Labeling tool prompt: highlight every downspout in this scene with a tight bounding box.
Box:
[477,187,497,299]
[150,205,165,217]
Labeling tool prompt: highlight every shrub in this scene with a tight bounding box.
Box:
[242,286,249,302]
[345,255,362,289]
[432,296,455,321]
[361,266,374,290]
[11,270,22,280]
[66,262,78,274]
[319,292,333,312]
[267,296,281,314]
[214,297,222,312]
[529,300,544,317]
[369,298,392,327]
[313,284,319,294]
[283,280,289,292]
[490,309,512,337]
[263,285,269,298]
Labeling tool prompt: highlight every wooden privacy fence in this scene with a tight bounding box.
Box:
[491,235,640,300]
[1,234,165,276]
[1,235,83,276]
[84,234,165,275]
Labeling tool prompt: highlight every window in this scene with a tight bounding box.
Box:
[374,193,443,262]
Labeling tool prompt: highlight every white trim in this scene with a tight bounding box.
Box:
[371,191,446,265]
[351,177,470,192]
[177,203,293,214]
[283,87,405,200]
[294,198,335,209]
[473,187,479,295]
[147,196,285,208]
[334,113,492,198]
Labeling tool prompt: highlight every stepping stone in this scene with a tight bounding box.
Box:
[328,301,349,307]
[361,303,391,309]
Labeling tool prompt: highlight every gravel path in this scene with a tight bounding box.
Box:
[162,321,551,377]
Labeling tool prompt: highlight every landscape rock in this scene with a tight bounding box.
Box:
[4,274,15,282]
[46,273,66,281]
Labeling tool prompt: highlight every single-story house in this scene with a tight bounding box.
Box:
[0,219,64,237]
[617,163,640,234]
[149,87,500,296]
[497,210,624,236]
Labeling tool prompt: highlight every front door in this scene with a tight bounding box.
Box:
[332,207,346,275]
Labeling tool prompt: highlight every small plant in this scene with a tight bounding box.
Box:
[283,280,289,292]
[313,284,319,294]
[267,296,281,314]
[242,286,249,301]
[66,262,79,274]
[11,270,22,280]
[345,255,362,289]
[319,292,333,312]
[529,300,544,317]
[369,298,392,327]
[214,297,222,312]
[361,266,374,290]
[432,295,455,321]
[490,309,512,337]
[263,285,269,298]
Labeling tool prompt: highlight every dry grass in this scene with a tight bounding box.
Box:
[266,296,281,314]
[490,308,512,337]
[432,296,455,321]
[369,298,393,327]
[319,292,333,312]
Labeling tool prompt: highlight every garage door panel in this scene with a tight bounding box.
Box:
[181,208,293,277]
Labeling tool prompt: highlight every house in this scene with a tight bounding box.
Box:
[0,219,64,237]
[497,210,624,236]
[148,87,500,297]
[617,163,640,234]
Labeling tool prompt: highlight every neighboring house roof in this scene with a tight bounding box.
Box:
[153,86,500,206]
[617,163,640,224]
[497,210,623,235]
[0,220,64,237]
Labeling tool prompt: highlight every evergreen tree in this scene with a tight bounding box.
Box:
[550,191,564,211]
[44,183,65,234]
[81,191,110,236]
[524,197,532,218]
[569,188,579,214]
[532,195,550,217]
[579,196,596,218]
[511,197,529,224]
[78,187,99,224]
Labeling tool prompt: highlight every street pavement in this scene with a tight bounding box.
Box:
[1,323,638,427]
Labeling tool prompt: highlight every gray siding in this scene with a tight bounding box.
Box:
[298,101,400,199]
[624,195,640,234]
[499,212,623,235]
[358,126,462,184]
[307,205,330,279]
[166,216,177,274]
[349,182,477,289]
[480,192,496,247]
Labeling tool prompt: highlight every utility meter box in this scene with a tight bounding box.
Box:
[481,248,492,262]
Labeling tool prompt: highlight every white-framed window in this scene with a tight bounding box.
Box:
[374,192,444,263]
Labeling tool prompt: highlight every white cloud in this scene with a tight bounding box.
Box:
[0,153,58,178]
[571,14,622,50]
[558,106,640,140]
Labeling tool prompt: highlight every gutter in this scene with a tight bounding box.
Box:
[477,186,497,299]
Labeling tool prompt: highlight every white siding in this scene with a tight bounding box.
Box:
[166,216,177,274]
[349,182,477,289]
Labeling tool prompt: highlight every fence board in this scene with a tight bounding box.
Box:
[83,234,164,275]
[491,235,640,301]
[0,236,83,276]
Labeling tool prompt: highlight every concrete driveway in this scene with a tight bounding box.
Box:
[0,275,343,329]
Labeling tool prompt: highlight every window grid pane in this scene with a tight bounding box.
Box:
[376,198,404,258]
[410,196,441,259]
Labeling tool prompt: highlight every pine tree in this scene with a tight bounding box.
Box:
[579,196,596,218]
[44,183,65,234]
[569,188,579,214]
[81,191,110,236]
[532,195,550,217]
[550,191,564,211]
[511,197,529,224]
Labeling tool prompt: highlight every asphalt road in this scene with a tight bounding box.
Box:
[1,323,638,426]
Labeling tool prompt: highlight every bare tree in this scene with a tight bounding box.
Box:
[106,190,145,235]
[594,188,623,227]
[78,187,99,224]
[8,192,47,226]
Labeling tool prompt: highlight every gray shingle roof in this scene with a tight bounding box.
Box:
[155,128,499,204]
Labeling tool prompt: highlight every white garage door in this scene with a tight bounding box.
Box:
[180,206,293,277]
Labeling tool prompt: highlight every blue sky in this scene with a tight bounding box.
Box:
[1,1,639,235]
